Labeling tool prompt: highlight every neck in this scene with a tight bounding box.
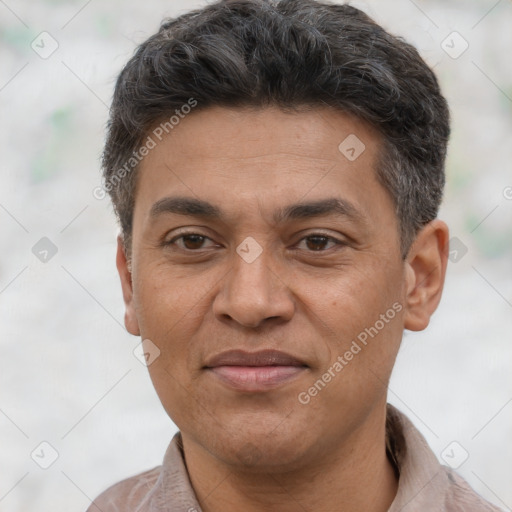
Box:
[181,407,398,512]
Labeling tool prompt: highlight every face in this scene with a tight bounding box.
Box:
[117,106,447,472]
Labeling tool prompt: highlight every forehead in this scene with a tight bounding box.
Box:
[146,105,381,161]
[134,106,391,226]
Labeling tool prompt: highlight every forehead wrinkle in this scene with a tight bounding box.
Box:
[200,152,338,163]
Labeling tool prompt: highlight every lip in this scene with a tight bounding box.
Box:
[204,349,308,392]
[205,349,307,368]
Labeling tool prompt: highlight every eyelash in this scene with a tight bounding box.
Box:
[164,231,345,253]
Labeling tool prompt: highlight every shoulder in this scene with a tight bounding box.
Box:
[442,467,504,512]
[87,466,162,512]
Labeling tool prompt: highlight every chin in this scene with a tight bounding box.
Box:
[205,422,311,472]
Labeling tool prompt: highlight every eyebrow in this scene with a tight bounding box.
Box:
[275,197,364,225]
[150,196,222,219]
[149,196,365,225]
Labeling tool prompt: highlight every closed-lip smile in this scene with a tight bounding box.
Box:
[204,349,308,392]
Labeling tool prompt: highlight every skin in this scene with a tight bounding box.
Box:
[116,106,449,512]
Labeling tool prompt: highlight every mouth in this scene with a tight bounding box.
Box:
[204,349,308,392]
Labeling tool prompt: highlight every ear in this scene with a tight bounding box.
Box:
[116,235,140,336]
[403,220,449,331]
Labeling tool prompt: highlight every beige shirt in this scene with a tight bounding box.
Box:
[88,405,502,511]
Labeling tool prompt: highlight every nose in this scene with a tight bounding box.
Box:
[212,248,295,329]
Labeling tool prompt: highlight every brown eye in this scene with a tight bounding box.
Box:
[305,236,332,251]
[296,234,341,252]
[165,233,216,251]
[180,234,207,250]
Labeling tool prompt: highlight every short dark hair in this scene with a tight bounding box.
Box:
[102,0,450,258]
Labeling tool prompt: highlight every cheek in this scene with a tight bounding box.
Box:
[132,263,211,395]
[133,259,215,331]
[135,267,207,424]
[146,362,198,431]
[293,260,405,396]
[296,260,403,336]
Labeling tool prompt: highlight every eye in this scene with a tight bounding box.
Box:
[167,233,217,251]
[296,234,342,252]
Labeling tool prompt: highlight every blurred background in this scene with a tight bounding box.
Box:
[1,0,511,510]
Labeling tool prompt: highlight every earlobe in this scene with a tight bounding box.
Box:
[403,220,449,332]
[116,235,141,336]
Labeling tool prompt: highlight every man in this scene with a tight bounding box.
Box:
[89,0,501,510]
